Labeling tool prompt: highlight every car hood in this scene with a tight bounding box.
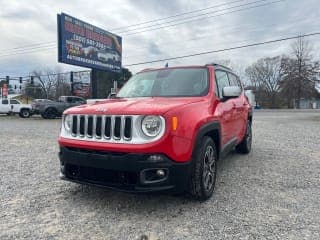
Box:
[64,97,205,115]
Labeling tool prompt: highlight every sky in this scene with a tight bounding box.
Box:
[0,0,319,78]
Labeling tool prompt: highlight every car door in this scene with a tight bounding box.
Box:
[227,73,247,140]
[0,99,10,113]
[214,70,237,146]
[9,99,20,113]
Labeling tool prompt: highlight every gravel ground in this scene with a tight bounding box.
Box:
[0,110,319,240]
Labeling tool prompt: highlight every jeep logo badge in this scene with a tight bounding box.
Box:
[95,107,108,112]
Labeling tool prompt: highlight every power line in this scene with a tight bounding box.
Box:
[117,0,275,34]
[124,0,284,36]
[0,0,248,53]
[2,31,319,77]
[0,42,56,53]
[0,70,90,80]
[2,32,319,79]
[110,0,248,31]
[125,32,320,66]
[0,46,57,57]
[0,0,282,56]
[123,16,317,60]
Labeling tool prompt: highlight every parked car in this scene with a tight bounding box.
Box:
[37,96,86,119]
[82,46,98,58]
[97,50,120,62]
[31,99,53,114]
[0,98,32,118]
[58,64,252,200]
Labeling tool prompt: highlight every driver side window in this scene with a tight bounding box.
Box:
[215,71,230,98]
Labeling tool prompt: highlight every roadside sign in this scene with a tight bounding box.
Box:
[57,13,122,72]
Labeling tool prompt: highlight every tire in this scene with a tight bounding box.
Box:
[236,121,252,154]
[19,109,30,118]
[188,136,217,201]
[41,112,48,119]
[44,107,58,119]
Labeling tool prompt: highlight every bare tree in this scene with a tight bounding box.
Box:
[246,56,282,108]
[31,67,71,99]
[280,37,319,108]
[32,69,56,99]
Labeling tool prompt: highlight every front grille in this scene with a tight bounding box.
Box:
[71,115,132,141]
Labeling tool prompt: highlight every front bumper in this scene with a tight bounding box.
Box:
[59,146,193,193]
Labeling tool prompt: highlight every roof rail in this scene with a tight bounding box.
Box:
[140,68,155,72]
[205,63,232,71]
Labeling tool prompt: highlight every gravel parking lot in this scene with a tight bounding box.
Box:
[0,110,319,240]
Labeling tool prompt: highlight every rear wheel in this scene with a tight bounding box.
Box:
[188,136,217,201]
[236,121,252,154]
[19,109,30,118]
[44,108,58,119]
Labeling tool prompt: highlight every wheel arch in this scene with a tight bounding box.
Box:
[20,108,30,112]
[192,121,221,161]
[45,106,58,112]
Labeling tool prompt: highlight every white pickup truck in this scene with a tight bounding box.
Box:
[0,98,32,118]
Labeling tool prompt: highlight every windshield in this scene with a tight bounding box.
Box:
[117,68,208,98]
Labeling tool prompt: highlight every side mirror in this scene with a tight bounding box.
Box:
[108,93,117,99]
[222,86,242,99]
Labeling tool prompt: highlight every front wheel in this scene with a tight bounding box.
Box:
[236,121,252,154]
[19,109,30,118]
[188,136,217,201]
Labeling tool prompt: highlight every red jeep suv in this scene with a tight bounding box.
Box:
[58,64,252,200]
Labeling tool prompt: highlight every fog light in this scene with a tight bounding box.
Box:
[147,155,164,162]
[156,169,165,177]
[141,168,168,184]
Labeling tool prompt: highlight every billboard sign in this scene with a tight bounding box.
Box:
[57,13,122,72]
[72,71,91,98]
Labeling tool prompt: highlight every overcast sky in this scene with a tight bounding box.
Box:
[0,0,319,78]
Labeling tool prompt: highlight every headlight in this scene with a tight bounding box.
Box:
[63,115,72,132]
[141,115,163,137]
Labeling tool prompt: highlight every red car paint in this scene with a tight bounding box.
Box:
[58,65,251,163]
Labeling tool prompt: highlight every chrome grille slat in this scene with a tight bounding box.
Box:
[85,115,89,137]
[77,115,84,137]
[111,116,115,139]
[69,114,133,142]
[120,116,125,140]
[92,115,97,138]
[101,116,106,139]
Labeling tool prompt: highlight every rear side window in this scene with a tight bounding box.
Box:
[66,97,73,103]
[2,99,8,104]
[10,100,19,104]
[215,71,230,98]
[73,97,84,103]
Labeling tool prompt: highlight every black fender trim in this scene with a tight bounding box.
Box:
[192,121,221,160]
